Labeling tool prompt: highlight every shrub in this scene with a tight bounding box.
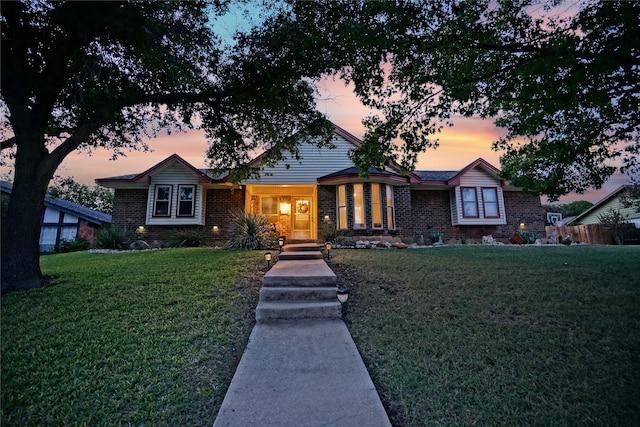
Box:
[53,237,90,253]
[97,225,131,249]
[168,227,205,247]
[517,230,539,244]
[319,219,344,243]
[429,231,443,244]
[224,210,277,250]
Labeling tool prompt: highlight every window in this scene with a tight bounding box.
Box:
[482,187,500,218]
[461,187,479,218]
[337,185,347,229]
[371,183,382,228]
[386,185,395,229]
[154,185,172,216]
[177,185,195,216]
[353,183,365,229]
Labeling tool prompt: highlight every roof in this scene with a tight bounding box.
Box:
[1,180,112,225]
[93,128,509,190]
[567,185,636,225]
[95,153,224,186]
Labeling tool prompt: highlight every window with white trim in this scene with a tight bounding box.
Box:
[482,187,500,218]
[337,185,347,229]
[371,183,382,228]
[461,187,479,218]
[154,185,172,216]
[177,185,195,216]
[386,185,395,229]
[353,183,365,229]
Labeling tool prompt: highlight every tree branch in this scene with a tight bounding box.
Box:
[1,137,16,151]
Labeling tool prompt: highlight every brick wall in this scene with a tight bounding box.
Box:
[112,188,147,227]
[112,187,246,246]
[408,189,544,242]
[204,187,245,245]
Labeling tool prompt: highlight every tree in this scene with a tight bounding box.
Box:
[266,1,639,198]
[47,176,114,214]
[1,1,336,293]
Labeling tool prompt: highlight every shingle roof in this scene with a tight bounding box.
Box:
[318,167,402,179]
[1,180,112,225]
[412,170,458,181]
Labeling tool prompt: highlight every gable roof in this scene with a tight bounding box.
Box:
[567,185,638,225]
[1,180,111,225]
[96,153,222,186]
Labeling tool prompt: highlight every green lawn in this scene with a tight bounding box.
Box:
[2,246,639,426]
[331,246,640,426]
[1,249,263,427]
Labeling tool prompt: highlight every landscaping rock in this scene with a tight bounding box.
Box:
[150,240,164,249]
[130,240,151,250]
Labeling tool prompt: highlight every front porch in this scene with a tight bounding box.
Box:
[245,185,318,240]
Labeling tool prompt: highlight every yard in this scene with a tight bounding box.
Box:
[1,245,639,426]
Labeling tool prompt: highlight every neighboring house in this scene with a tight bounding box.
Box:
[1,181,112,252]
[566,185,640,228]
[96,124,544,245]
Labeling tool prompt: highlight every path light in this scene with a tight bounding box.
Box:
[336,286,349,317]
[336,286,349,303]
[325,242,332,260]
[264,251,272,269]
[278,236,285,251]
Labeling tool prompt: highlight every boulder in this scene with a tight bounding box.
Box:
[130,240,151,250]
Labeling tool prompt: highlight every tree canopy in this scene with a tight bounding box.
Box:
[0,0,336,292]
[48,176,114,214]
[260,0,639,200]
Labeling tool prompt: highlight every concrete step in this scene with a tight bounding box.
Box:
[282,243,322,252]
[259,286,338,302]
[278,251,324,260]
[263,260,336,287]
[255,301,342,321]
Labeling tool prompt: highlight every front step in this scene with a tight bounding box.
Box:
[255,301,342,321]
[278,251,324,261]
[259,286,338,302]
[282,243,323,252]
[263,260,336,287]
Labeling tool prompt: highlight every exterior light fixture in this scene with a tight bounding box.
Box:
[325,242,332,260]
[264,251,272,269]
[279,202,291,215]
[212,225,219,233]
[336,286,349,316]
[336,286,349,303]
[136,226,145,237]
[137,226,145,232]
[519,222,526,230]
[278,236,285,251]
[324,215,330,222]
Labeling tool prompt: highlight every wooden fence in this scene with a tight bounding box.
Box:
[545,225,614,245]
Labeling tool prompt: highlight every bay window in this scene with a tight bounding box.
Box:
[353,183,365,229]
[371,183,382,228]
[386,185,395,229]
[337,185,347,229]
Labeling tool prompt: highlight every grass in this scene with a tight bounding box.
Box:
[1,249,263,427]
[2,246,639,426]
[331,245,640,426]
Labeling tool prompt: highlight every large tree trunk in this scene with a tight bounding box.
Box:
[1,140,57,294]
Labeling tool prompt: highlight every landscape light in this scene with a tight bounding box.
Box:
[325,242,332,260]
[336,286,349,303]
[278,236,285,251]
[264,251,272,269]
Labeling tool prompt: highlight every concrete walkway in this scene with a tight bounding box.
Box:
[213,244,391,427]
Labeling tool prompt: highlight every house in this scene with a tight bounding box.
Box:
[95,124,544,245]
[566,185,640,228]
[1,180,112,252]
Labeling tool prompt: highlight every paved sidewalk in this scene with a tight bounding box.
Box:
[213,319,391,427]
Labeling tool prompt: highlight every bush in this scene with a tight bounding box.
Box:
[53,237,90,253]
[319,219,344,243]
[97,225,131,249]
[224,210,277,250]
[168,227,205,247]
[517,230,539,244]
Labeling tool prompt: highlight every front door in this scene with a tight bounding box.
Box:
[293,198,312,239]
